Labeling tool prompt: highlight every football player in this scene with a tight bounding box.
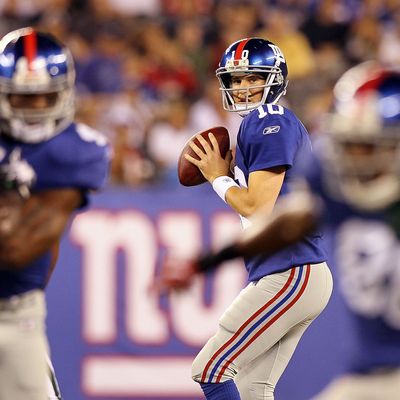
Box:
[179,37,332,400]
[0,27,110,400]
[305,62,400,400]
[161,61,400,400]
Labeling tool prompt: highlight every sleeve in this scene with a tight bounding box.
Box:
[293,136,325,194]
[241,109,300,173]
[36,123,111,196]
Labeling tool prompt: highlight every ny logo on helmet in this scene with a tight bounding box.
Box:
[269,45,286,66]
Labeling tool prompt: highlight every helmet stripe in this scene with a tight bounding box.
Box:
[357,71,390,95]
[23,30,37,71]
[234,38,250,62]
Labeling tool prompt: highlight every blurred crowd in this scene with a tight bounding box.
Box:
[1,0,400,187]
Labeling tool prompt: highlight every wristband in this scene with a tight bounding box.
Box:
[212,176,239,203]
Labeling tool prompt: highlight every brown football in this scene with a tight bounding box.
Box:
[177,126,230,186]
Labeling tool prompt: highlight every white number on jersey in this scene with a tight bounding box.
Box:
[257,104,284,119]
[76,123,108,147]
[336,219,400,329]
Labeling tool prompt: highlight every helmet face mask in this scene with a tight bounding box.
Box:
[216,38,288,117]
[0,27,75,143]
[323,62,400,211]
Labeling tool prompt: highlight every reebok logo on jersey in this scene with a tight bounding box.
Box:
[263,125,280,135]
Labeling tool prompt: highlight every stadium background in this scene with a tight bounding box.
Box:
[1,0,399,399]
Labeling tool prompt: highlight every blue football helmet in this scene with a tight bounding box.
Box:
[216,38,288,116]
[0,27,75,143]
[323,61,400,211]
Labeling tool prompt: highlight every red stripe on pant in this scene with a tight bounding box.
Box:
[215,265,311,382]
[200,267,297,382]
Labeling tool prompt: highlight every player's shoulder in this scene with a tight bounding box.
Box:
[239,104,306,146]
[37,122,110,191]
[246,103,299,120]
[244,104,304,132]
[56,122,108,149]
[48,122,110,166]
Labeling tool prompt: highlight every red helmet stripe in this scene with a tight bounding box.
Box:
[357,71,390,95]
[23,31,37,71]
[234,38,250,62]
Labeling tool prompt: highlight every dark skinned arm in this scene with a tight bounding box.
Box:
[0,188,83,271]
[156,191,321,292]
[198,191,319,271]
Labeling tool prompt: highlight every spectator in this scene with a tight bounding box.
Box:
[189,77,241,147]
[147,96,194,182]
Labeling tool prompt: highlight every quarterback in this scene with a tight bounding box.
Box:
[184,37,332,400]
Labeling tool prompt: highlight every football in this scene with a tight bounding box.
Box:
[177,126,230,186]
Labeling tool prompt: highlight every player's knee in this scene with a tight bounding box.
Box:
[192,355,237,383]
[192,325,238,383]
[191,353,205,382]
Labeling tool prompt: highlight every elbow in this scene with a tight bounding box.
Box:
[240,206,258,218]
[241,203,273,219]
[226,195,262,218]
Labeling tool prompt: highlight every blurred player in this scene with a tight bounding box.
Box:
[0,27,109,400]
[180,37,332,400]
[306,62,400,400]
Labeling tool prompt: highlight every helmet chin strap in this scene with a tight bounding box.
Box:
[271,80,288,105]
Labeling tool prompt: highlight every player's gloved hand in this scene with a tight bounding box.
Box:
[153,246,239,294]
[153,255,201,294]
[0,148,36,198]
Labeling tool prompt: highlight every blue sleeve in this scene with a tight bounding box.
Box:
[293,136,326,194]
[34,123,111,198]
[292,138,332,226]
[240,106,301,173]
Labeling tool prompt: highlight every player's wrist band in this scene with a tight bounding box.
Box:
[212,176,239,203]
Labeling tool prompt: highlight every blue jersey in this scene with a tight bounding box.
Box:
[302,144,400,373]
[234,104,327,282]
[0,122,110,298]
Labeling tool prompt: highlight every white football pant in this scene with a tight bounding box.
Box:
[192,263,333,400]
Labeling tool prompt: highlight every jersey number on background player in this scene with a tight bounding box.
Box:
[336,219,400,329]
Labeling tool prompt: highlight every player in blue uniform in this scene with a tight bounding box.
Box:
[183,38,333,400]
[303,62,400,399]
[0,28,109,400]
[169,60,400,399]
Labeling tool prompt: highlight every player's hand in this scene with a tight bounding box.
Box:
[0,148,36,198]
[185,133,232,183]
[153,255,200,294]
